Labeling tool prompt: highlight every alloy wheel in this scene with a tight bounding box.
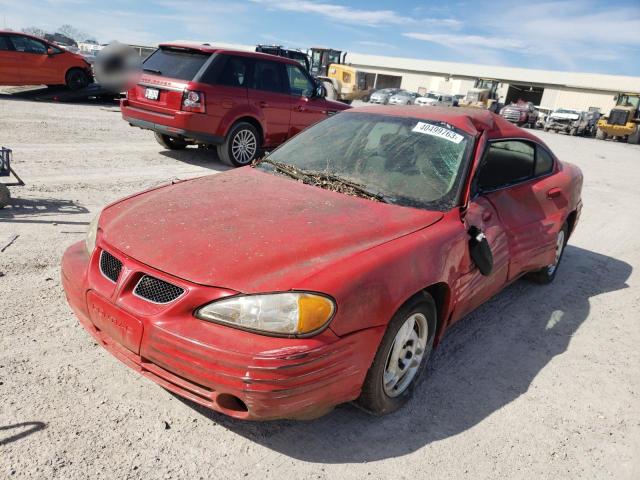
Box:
[547,229,565,275]
[231,129,257,165]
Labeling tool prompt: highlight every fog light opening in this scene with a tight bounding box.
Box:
[216,393,248,413]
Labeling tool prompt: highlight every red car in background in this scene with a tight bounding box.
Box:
[0,30,92,90]
[121,43,350,167]
[62,107,583,420]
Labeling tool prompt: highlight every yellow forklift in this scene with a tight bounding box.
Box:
[308,47,374,104]
[596,93,640,144]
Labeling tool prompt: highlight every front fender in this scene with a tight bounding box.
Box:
[296,212,465,338]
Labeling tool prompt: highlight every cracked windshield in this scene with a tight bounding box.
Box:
[257,112,472,210]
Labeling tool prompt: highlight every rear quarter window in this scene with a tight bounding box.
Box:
[142,48,210,81]
[535,145,554,176]
[0,36,11,51]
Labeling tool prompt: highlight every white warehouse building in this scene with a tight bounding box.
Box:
[345,52,640,113]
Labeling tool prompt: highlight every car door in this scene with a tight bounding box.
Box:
[8,35,54,84]
[474,139,562,279]
[248,59,291,147]
[451,134,510,321]
[286,63,330,137]
[0,34,21,84]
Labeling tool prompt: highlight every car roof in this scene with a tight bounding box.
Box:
[347,105,544,141]
[158,42,301,65]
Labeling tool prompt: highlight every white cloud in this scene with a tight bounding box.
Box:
[403,33,526,52]
[250,0,461,28]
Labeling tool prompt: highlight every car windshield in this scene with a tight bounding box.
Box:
[555,109,579,115]
[142,47,210,80]
[426,93,438,99]
[257,112,472,211]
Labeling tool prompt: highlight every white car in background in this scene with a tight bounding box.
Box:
[415,92,454,107]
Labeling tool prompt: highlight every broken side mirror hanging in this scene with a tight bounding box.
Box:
[468,226,493,276]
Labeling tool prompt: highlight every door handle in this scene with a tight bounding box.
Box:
[546,188,562,199]
[258,101,268,108]
[296,105,307,112]
[482,210,492,221]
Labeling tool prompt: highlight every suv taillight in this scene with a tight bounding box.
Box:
[182,90,205,113]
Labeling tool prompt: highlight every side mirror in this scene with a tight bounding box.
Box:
[46,47,56,56]
[314,84,326,98]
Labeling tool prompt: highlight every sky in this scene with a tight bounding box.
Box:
[1,0,639,76]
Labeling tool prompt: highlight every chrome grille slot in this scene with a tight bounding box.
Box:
[100,251,123,282]
[134,275,184,304]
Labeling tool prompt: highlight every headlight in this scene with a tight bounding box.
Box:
[85,211,101,254]
[195,292,335,336]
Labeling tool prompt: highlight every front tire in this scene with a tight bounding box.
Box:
[154,132,188,150]
[217,122,260,167]
[596,128,607,140]
[65,68,90,91]
[528,223,568,284]
[357,294,436,415]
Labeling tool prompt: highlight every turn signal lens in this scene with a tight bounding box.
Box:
[182,90,205,113]
[195,292,335,336]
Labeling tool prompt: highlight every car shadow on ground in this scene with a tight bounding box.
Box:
[159,148,232,172]
[178,245,631,463]
[0,422,46,447]
[0,198,89,225]
[0,86,118,105]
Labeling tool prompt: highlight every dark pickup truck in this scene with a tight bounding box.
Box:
[499,101,539,127]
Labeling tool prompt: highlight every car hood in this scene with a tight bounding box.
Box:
[549,112,579,120]
[100,168,443,292]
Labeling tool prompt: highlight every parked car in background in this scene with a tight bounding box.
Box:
[500,101,539,127]
[545,109,598,136]
[388,91,420,105]
[544,109,581,134]
[0,30,92,89]
[120,43,350,167]
[415,92,454,107]
[369,88,401,104]
[63,106,582,421]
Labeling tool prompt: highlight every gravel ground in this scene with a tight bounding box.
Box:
[1,95,639,480]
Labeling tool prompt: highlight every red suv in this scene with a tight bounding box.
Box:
[0,31,92,90]
[121,43,350,166]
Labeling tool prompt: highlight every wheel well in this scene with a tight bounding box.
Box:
[233,117,263,145]
[566,210,578,236]
[398,283,451,346]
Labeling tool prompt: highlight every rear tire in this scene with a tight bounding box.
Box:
[628,127,640,145]
[65,68,90,91]
[528,223,568,284]
[154,132,188,150]
[596,129,607,140]
[217,122,260,167]
[357,294,437,416]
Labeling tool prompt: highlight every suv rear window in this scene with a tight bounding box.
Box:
[142,48,210,80]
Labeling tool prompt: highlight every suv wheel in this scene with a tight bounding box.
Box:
[154,132,188,150]
[65,68,89,91]
[217,122,259,167]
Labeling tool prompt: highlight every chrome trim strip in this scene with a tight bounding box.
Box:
[138,81,186,93]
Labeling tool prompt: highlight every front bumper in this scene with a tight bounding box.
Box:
[546,120,573,131]
[61,241,381,420]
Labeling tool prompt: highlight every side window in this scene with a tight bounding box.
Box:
[286,64,314,97]
[10,36,47,54]
[214,56,249,87]
[477,140,535,191]
[0,36,12,51]
[535,145,554,177]
[252,61,287,93]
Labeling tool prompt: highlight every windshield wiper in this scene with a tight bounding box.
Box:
[254,158,388,203]
[143,68,162,74]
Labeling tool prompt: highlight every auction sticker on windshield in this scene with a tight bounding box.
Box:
[412,122,464,144]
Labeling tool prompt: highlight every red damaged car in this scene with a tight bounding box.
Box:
[62,107,583,420]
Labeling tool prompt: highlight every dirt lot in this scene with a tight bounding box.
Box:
[1,95,639,479]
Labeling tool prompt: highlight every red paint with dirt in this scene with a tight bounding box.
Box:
[62,107,583,420]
